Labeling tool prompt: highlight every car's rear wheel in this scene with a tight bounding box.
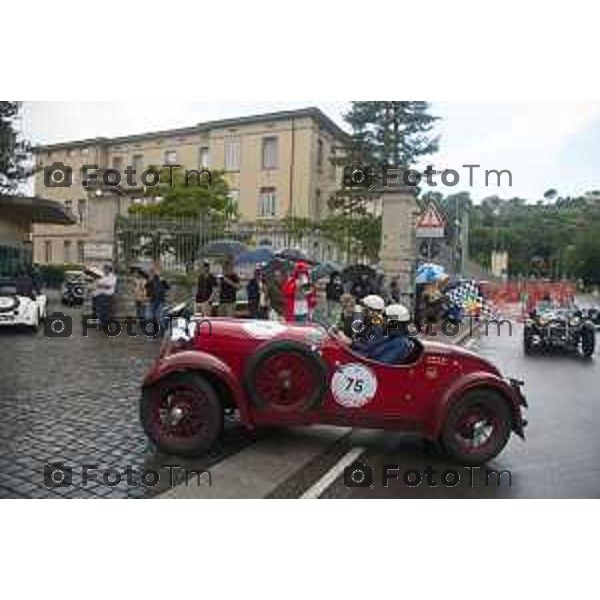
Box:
[581,326,595,357]
[243,340,328,412]
[140,373,223,457]
[440,389,512,465]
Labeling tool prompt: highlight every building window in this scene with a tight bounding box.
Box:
[65,199,73,212]
[81,147,89,157]
[77,241,85,264]
[44,241,53,263]
[77,199,86,226]
[64,240,72,263]
[67,148,74,158]
[199,146,210,168]
[224,139,241,171]
[164,150,178,165]
[262,137,278,169]
[258,187,276,218]
[317,139,324,171]
[132,154,144,176]
[227,189,239,218]
[112,156,123,171]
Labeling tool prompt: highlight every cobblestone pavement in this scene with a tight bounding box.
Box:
[0,295,255,499]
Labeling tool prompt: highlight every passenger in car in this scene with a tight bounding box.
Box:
[355,304,414,365]
[369,304,414,364]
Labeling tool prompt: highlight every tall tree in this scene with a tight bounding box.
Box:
[346,101,439,168]
[0,102,31,195]
[330,101,439,245]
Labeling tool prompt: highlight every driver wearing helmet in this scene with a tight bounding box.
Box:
[350,294,386,353]
[353,303,414,365]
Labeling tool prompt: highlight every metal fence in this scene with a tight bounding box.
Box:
[113,215,357,273]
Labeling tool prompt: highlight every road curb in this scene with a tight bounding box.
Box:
[157,425,351,499]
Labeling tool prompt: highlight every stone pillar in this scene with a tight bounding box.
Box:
[379,183,418,309]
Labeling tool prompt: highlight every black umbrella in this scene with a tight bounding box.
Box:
[276,248,313,263]
[342,264,376,283]
[202,239,246,257]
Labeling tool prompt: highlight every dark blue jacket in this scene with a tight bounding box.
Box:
[353,329,413,365]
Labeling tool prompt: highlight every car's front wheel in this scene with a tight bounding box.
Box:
[440,390,512,465]
[581,326,595,357]
[140,373,223,457]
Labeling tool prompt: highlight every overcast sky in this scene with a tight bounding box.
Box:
[20,101,600,202]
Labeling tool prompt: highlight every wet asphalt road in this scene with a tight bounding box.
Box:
[328,313,600,499]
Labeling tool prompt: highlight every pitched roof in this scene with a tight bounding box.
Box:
[34,107,349,152]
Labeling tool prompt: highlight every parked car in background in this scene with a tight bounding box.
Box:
[0,277,47,332]
[61,271,87,307]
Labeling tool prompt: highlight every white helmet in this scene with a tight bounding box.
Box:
[385,303,410,322]
[361,294,385,311]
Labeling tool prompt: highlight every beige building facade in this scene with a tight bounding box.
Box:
[32,107,347,265]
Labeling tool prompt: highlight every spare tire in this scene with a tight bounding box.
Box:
[243,340,328,412]
[0,295,20,313]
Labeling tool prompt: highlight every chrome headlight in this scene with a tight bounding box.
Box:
[569,317,580,326]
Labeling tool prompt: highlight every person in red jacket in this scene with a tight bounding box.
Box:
[282,261,316,323]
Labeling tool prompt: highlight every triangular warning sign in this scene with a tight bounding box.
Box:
[417,203,446,229]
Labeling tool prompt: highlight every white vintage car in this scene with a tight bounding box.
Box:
[0,279,47,331]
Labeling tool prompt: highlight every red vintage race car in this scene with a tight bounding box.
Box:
[140,318,528,465]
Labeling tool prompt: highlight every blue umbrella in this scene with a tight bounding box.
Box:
[415,262,446,285]
[235,246,276,266]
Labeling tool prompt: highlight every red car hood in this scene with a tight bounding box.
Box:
[422,340,502,377]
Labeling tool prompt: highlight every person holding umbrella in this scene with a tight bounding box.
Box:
[282,261,316,323]
[219,257,240,317]
[132,269,148,322]
[267,268,285,319]
[351,271,373,301]
[92,264,117,326]
[325,272,344,320]
[145,262,170,332]
[247,265,264,319]
[196,260,217,316]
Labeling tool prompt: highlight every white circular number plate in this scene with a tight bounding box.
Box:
[331,363,378,408]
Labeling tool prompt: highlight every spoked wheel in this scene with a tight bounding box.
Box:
[140,373,223,457]
[244,340,328,412]
[581,327,595,358]
[440,390,512,465]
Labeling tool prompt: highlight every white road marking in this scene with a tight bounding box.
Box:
[300,446,366,499]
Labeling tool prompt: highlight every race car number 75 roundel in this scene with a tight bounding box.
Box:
[331,363,378,408]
